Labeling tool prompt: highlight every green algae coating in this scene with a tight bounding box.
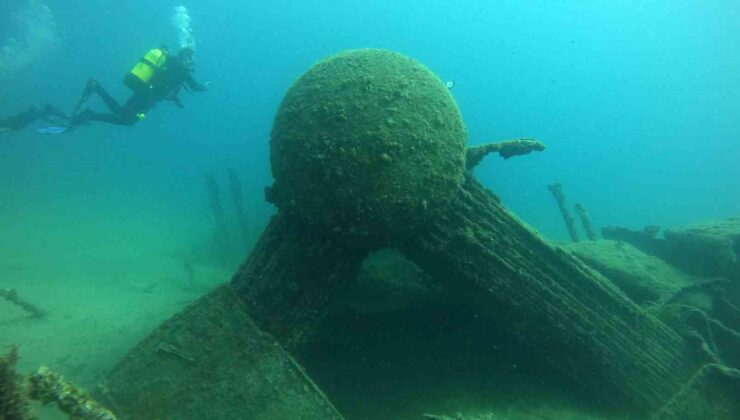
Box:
[270,49,467,244]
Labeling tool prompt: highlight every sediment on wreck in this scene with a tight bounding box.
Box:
[100,284,344,420]
[663,218,740,279]
[241,47,467,350]
[100,197,367,419]
[100,47,461,419]
[651,364,740,419]
[395,175,706,414]
[561,240,695,306]
[100,47,733,419]
[229,211,370,350]
[100,209,365,419]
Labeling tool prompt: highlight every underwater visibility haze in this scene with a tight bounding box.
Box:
[1,1,739,419]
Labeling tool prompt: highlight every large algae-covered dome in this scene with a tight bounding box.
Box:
[269,49,467,245]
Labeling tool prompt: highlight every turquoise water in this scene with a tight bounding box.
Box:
[1,1,739,419]
[3,1,738,242]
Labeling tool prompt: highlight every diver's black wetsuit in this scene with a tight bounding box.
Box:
[0,105,68,133]
[73,55,207,127]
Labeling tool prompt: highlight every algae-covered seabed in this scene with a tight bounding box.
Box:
[0,257,225,419]
[0,198,232,419]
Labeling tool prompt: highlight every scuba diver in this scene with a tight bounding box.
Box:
[0,46,208,134]
[71,46,209,128]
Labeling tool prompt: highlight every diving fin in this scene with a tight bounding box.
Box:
[36,126,68,135]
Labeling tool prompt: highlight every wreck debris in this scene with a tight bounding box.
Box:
[102,48,466,418]
[0,289,46,318]
[267,50,468,248]
[465,138,546,169]
[230,213,370,349]
[562,240,693,305]
[601,225,666,257]
[102,48,735,418]
[602,218,740,281]
[574,203,597,241]
[663,218,740,279]
[100,285,344,419]
[228,168,250,249]
[652,364,740,420]
[182,257,196,289]
[2,347,119,420]
[0,347,34,420]
[397,176,704,414]
[547,182,579,242]
[657,303,740,370]
[203,171,231,262]
[28,366,116,420]
[263,49,709,414]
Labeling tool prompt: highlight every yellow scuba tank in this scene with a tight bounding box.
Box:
[124,47,168,92]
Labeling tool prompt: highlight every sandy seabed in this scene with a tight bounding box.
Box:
[0,250,228,419]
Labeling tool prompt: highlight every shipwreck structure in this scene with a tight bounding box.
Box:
[100,49,739,419]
